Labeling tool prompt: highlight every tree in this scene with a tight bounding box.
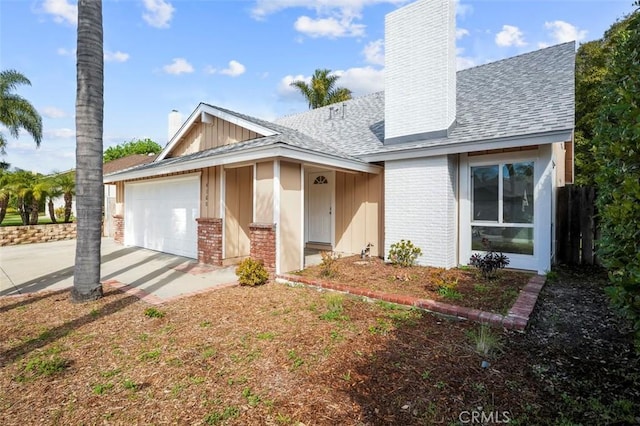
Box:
[7,170,43,225]
[0,170,9,224]
[55,172,75,223]
[574,14,634,185]
[290,69,352,109]
[593,4,640,344]
[0,69,43,155]
[72,0,104,302]
[103,138,162,162]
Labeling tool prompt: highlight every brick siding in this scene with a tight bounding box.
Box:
[113,214,124,244]
[249,223,276,274]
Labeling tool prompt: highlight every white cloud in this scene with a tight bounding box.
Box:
[220,60,246,77]
[363,39,384,66]
[56,47,75,57]
[457,56,476,70]
[41,107,67,119]
[332,66,384,96]
[495,25,526,47]
[250,0,408,39]
[456,0,473,17]
[456,28,469,39]
[142,0,175,29]
[44,128,75,139]
[41,0,77,25]
[204,65,217,75]
[104,50,130,63]
[163,58,194,75]
[294,15,365,38]
[544,20,587,44]
[278,74,312,100]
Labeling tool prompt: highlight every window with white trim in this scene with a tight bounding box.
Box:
[471,161,534,255]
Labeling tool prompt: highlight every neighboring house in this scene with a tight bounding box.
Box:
[103,154,157,237]
[104,0,574,275]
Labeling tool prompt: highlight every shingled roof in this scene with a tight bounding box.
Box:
[276,41,575,158]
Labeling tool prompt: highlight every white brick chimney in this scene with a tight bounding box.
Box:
[384,0,456,144]
[168,109,182,142]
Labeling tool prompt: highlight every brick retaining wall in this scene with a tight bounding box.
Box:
[0,223,77,246]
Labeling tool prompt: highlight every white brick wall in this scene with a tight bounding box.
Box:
[385,0,456,141]
[384,155,458,268]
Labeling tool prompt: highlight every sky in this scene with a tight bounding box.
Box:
[0,0,634,174]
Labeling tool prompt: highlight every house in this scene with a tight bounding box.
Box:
[103,0,574,275]
[103,154,157,237]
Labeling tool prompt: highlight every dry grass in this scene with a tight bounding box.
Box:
[297,256,532,314]
[0,283,545,425]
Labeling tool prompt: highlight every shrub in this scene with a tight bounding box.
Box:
[388,239,422,267]
[469,238,509,279]
[319,251,340,277]
[235,258,269,286]
[144,307,165,318]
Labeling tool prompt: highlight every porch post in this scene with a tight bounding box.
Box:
[196,217,223,266]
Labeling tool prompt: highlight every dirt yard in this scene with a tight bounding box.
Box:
[0,266,638,425]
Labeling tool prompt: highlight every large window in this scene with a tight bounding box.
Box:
[471,161,534,255]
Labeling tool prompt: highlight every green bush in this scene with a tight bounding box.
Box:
[593,6,640,346]
[235,258,269,286]
[388,239,422,267]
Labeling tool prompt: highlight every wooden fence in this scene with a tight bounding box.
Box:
[556,185,598,265]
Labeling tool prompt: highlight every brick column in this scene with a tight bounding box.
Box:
[250,223,276,274]
[197,218,223,266]
[113,214,124,244]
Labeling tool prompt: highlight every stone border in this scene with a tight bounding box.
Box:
[276,273,546,331]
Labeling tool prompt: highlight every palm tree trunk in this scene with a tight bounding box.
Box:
[64,192,72,223]
[72,0,104,302]
[17,197,28,225]
[0,197,6,224]
[48,199,57,223]
[29,197,39,225]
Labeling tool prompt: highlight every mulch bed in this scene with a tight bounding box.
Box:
[295,255,533,314]
[0,265,638,425]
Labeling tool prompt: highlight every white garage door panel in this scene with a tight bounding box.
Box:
[125,176,199,258]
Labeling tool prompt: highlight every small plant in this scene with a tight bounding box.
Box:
[257,331,275,340]
[287,349,304,370]
[123,379,139,390]
[235,257,269,286]
[319,251,341,277]
[469,238,509,279]
[319,293,348,321]
[16,355,69,381]
[242,387,261,407]
[435,277,462,300]
[204,406,239,425]
[545,269,559,282]
[144,307,165,318]
[469,324,503,357]
[388,239,422,267]
[139,349,161,361]
[92,383,114,395]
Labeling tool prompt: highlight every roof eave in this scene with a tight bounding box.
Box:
[104,143,381,183]
[360,129,574,162]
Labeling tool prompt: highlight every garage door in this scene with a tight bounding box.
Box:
[124,175,200,258]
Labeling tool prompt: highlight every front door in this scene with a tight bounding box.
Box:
[308,172,332,244]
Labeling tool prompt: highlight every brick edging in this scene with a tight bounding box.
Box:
[275,273,546,331]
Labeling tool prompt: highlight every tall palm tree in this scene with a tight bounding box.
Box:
[72,0,104,302]
[56,173,75,223]
[0,70,43,154]
[290,69,352,109]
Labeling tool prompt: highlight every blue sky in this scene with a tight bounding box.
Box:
[0,0,634,174]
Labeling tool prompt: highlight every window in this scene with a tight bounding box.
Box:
[471,161,534,255]
[313,175,328,185]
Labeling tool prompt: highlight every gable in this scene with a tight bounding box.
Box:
[167,117,262,158]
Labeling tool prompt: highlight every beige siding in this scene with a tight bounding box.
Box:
[255,161,274,223]
[200,166,221,218]
[168,118,259,158]
[334,171,383,257]
[280,162,302,272]
[224,166,253,260]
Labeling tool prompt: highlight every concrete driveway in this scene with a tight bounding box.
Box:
[0,238,238,303]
